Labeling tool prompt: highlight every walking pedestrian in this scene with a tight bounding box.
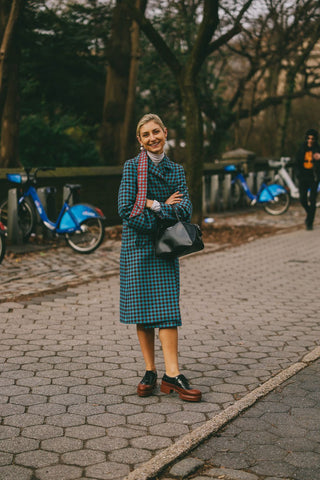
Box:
[118,113,201,402]
[295,128,320,230]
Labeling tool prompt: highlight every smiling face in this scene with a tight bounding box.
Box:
[138,120,167,155]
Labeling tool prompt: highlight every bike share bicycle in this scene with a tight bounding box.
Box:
[227,163,290,215]
[0,167,105,253]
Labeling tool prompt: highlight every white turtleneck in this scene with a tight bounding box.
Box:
[148,151,164,165]
[148,151,164,212]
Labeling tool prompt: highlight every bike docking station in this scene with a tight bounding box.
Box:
[1,167,105,253]
[35,186,57,241]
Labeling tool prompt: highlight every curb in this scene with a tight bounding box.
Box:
[122,346,320,480]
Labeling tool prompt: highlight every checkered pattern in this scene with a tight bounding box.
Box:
[130,149,148,218]
[118,153,192,328]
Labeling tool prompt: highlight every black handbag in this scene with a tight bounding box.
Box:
[154,208,204,259]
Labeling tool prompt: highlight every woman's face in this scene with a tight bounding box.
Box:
[307,135,315,148]
[138,120,167,154]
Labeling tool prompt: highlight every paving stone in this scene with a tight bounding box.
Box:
[86,435,128,452]
[61,448,106,466]
[0,436,39,453]
[21,424,64,440]
[86,461,130,479]
[0,465,33,480]
[108,446,152,464]
[0,425,19,439]
[41,436,83,453]
[15,449,59,468]
[169,458,204,477]
[35,464,82,480]
[65,425,106,440]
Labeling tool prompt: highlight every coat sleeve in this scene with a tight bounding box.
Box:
[157,164,192,222]
[118,159,158,233]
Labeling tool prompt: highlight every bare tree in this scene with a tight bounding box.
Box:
[123,0,254,221]
[210,0,320,155]
[100,0,147,165]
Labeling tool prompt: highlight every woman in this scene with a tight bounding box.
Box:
[295,128,320,230]
[118,113,201,402]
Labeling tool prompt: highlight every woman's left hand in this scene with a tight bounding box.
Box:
[314,153,320,161]
[165,191,183,205]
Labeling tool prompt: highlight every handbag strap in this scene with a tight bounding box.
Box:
[172,205,181,222]
[130,149,148,218]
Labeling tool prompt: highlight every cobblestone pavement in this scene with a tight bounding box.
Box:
[0,204,308,303]
[159,359,320,480]
[0,205,320,480]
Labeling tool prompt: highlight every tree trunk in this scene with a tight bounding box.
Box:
[180,73,203,223]
[0,0,22,168]
[1,37,20,168]
[119,0,146,164]
[0,0,22,117]
[100,0,132,165]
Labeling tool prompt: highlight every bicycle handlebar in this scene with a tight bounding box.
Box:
[268,157,291,168]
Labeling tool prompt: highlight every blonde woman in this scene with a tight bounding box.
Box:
[118,113,201,402]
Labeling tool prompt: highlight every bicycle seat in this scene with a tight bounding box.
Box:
[6,173,28,184]
[224,164,237,172]
[65,184,81,191]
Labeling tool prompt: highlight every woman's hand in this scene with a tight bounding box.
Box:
[145,199,154,209]
[165,191,183,205]
[314,153,320,161]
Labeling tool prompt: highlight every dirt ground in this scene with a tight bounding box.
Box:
[103,202,307,247]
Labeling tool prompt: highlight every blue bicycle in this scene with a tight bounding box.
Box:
[0,167,105,253]
[225,164,290,215]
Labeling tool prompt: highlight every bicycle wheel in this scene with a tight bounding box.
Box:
[65,218,105,253]
[230,180,242,208]
[0,198,35,241]
[0,233,5,264]
[263,191,290,215]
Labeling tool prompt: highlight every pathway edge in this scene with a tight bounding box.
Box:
[123,346,320,480]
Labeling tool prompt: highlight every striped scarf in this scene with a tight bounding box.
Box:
[130,149,148,218]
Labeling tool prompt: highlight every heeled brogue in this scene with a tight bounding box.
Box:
[137,370,157,397]
[160,373,202,402]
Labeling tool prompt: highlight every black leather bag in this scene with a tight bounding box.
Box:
[154,208,204,259]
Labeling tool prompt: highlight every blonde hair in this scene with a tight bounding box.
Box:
[136,113,166,138]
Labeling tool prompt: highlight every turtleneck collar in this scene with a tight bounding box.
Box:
[147,151,164,165]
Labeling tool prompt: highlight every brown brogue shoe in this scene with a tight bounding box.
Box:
[160,373,201,402]
[137,370,157,397]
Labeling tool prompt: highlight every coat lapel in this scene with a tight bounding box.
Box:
[148,155,173,182]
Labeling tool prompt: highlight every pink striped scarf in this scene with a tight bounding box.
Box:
[130,149,148,218]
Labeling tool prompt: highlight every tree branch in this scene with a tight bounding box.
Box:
[189,0,219,77]
[207,0,254,55]
[122,0,181,77]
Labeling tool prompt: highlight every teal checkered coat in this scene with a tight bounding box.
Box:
[118,154,192,328]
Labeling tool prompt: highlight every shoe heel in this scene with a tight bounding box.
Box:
[160,382,173,394]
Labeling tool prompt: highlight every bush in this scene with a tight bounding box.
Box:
[19,114,101,167]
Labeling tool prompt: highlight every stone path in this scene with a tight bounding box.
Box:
[0,206,320,479]
[159,359,320,480]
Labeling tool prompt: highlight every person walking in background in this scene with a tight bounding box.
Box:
[118,113,201,402]
[295,128,320,230]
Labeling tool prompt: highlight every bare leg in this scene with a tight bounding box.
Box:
[159,327,180,377]
[136,325,156,372]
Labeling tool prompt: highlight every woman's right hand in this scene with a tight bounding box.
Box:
[165,191,183,205]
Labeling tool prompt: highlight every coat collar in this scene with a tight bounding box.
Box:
[147,155,173,180]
